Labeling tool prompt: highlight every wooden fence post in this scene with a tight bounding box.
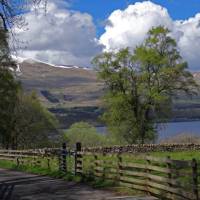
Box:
[103,151,106,180]
[58,151,61,171]
[117,153,122,184]
[192,158,198,200]
[16,157,19,167]
[94,154,98,177]
[61,142,67,173]
[75,142,82,175]
[146,156,151,196]
[34,156,37,167]
[166,156,173,200]
[47,157,50,170]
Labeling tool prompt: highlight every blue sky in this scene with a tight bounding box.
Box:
[70,0,200,36]
[15,0,200,69]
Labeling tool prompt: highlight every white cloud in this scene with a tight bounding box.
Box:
[174,14,200,70]
[100,1,200,71]
[13,1,103,67]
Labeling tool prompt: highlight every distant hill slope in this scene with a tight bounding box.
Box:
[16,60,200,127]
[17,60,104,108]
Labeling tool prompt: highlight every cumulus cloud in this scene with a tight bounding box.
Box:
[13,1,103,67]
[175,14,200,70]
[100,1,200,71]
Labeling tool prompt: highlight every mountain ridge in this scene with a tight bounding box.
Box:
[12,55,91,71]
[15,58,200,128]
[15,57,200,109]
[16,58,104,108]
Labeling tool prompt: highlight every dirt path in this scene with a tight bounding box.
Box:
[0,168,157,200]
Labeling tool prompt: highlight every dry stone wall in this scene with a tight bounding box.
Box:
[82,144,200,154]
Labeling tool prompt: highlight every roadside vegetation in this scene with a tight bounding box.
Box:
[63,122,116,148]
[0,1,58,149]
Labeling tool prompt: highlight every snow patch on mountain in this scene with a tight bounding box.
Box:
[11,55,27,63]
[11,55,91,70]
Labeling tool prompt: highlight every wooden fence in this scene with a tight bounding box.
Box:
[75,144,199,200]
[0,148,61,170]
[0,143,199,200]
[0,144,75,173]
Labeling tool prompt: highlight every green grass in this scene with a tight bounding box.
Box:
[0,160,17,169]
[150,150,200,161]
[0,159,81,182]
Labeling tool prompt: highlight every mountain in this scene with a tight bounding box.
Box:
[16,58,104,108]
[15,57,200,128]
[15,57,200,110]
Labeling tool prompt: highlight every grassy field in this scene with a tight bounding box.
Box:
[150,150,200,161]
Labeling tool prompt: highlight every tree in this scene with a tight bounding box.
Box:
[0,76,59,149]
[63,122,109,148]
[0,69,20,148]
[0,22,16,69]
[0,21,20,148]
[0,0,47,30]
[0,1,57,149]
[93,26,198,144]
[10,92,58,149]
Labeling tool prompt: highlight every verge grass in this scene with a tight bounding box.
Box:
[150,150,200,161]
[0,158,144,196]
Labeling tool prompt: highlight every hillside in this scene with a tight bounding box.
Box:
[16,59,105,129]
[17,60,104,108]
[16,60,200,128]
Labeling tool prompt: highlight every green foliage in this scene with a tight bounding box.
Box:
[0,21,59,149]
[0,69,20,148]
[11,92,59,149]
[64,122,110,148]
[93,26,198,144]
[0,89,59,149]
[0,24,21,148]
[0,27,16,69]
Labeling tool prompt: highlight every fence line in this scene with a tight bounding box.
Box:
[75,143,199,200]
[0,148,61,170]
[0,143,199,200]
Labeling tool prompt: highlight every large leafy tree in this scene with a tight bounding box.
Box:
[0,1,58,149]
[0,69,20,148]
[93,26,198,144]
[0,22,20,148]
[0,24,58,149]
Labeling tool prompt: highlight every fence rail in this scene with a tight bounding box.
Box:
[0,148,61,170]
[0,143,199,200]
[75,143,199,200]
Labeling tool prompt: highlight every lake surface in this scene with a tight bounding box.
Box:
[157,121,200,140]
[96,120,200,141]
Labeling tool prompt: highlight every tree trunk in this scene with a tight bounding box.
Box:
[140,108,151,144]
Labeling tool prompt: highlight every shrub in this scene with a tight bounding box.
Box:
[63,122,112,148]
